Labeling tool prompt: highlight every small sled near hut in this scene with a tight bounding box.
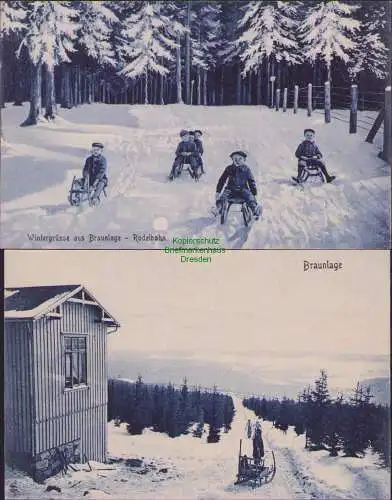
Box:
[234,439,276,488]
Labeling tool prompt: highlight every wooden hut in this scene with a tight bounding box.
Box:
[4,284,120,482]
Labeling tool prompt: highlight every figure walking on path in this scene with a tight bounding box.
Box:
[252,418,264,462]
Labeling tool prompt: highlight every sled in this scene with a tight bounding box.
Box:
[292,164,325,187]
[219,197,253,227]
[234,439,276,488]
[172,160,202,182]
[68,175,107,207]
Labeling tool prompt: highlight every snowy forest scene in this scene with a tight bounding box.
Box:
[0,0,391,249]
[4,250,391,499]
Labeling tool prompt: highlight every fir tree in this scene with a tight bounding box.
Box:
[77,1,118,67]
[0,1,26,107]
[348,1,388,82]
[119,2,176,104]
[18,1,79,124]
[299,1,360,83]
[343,382,374,457]
[207,386,223,443]
[307,370,330,449]
[192,2,223,105]
[237,1,301,77]
[325,392,344,456]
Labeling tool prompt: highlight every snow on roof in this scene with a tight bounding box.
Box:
[4,285,120,326]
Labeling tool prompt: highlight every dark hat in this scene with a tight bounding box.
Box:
[230,150,247,158]
[180,129,189,137]
[188,131,195,136]
[194,129,203,135]
[92,142,104,148]
[304,128,315,135]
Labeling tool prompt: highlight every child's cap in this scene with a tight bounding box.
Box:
[194,129,203,135]
[188,131,195,136]
[92,142,104,149]
[230,150,247,158]
[180,129,189,137]
[304,128,315,135]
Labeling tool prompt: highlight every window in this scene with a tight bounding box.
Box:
[64,336,87,389]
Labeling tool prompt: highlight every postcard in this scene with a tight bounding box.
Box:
[1,1,390,249]
[3,249,391,499]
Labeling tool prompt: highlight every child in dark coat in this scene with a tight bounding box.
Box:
[216,151,261,220]
[82,142,108,200]
[194,130,205,174]
[169,130,199,180]
[293,129,336,183]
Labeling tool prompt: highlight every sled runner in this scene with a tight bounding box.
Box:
[68,175,107,207]
[219,197,253,226]
[234,439,276,488]
[172,160,202,182]
[292,164,325,186]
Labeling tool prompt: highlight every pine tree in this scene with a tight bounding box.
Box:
[0,1,26,36]
[223,395,235,432]
[325,392,344,456]
[119,2,176,104]
[348,1,388,82]
[77,1,118,67]
[237,1,301,77]
[307,370,330,450]
[299,1,360,83]
[207,386,223,443]
[160,2,187,104]
[193,408,205,438]
[343,382,374,457]
[192,2,223,105]
[17,1,78,124]
[0,1,26,108]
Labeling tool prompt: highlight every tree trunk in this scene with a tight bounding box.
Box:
[21,60,42,126]
[61,64,72,108]
[220,67,224,105]
[267,58,270,106]
[86,74,92,104]
[236,64,241,104]
[44,63,56,120]
[0,37,4,108]
[197,66,201,105]
[70,67,75,106]
[144,70,148,104]
[247,73,252,104]
[76,66,81,105]
[203,70,207,105]
[160,74,164,104]
[256,66,262,105]
[176,33,183,103]
[185,0,192,104]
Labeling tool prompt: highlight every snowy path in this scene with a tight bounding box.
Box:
[5,394,390,499]
[1,103,390,249]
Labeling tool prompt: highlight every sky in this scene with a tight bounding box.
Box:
[4,250,390,359]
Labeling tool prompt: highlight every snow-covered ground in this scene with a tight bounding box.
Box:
[1,103,390,249]
[4,396,390,500]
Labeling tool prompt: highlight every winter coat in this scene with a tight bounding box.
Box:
[82,155,107,185]
[216,164,257,195]
[175,140,198,158]
[251,421,263,440]
[295,140,323,159]
[194,138,204,156]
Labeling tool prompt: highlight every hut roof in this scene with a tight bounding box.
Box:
[4,284,120,327]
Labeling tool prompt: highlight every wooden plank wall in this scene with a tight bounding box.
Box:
[4,321,34,459]
[33,300,108,461]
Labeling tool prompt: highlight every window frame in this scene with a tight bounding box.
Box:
[63,334,88,390]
